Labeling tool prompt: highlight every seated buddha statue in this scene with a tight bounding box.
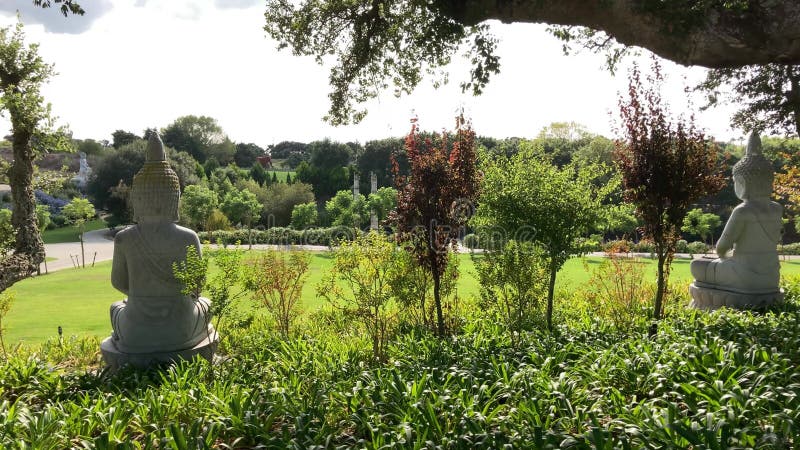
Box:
[100,133,217,367]
[689,132,783,309]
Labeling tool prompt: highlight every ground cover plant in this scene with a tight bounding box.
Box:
[1,277,800,447]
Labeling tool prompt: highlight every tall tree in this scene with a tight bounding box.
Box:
[391,116,479,336]
[616,62,725,336]
[265,1,800,124]
[234,142,265,168]
[0,22,72,293]
[111,130,139,149]
[161,115,225,163]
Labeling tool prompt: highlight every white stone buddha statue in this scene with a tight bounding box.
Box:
[689,132,783,309]
[100,133,217,368]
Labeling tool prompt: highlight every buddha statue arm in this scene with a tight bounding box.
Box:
[111,236,130,295]
[715,208,744,258]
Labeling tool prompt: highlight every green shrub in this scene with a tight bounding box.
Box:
[584,255,652,331]
[244,250,310,338]
[687,241,709,256]
[390,249,460,332]
[475,240,548,343]
[318,232,401,361]
[778,242,800,255]
[198,226,360,246]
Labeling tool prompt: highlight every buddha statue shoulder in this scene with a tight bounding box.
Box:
[100,133,217,366]
[689,132,783,308]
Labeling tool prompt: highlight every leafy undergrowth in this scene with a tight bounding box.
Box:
[2,300,800,448]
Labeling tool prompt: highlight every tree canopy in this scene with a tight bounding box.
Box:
[265,0,800,124]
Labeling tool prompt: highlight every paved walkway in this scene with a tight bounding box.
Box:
[41,228,116,273]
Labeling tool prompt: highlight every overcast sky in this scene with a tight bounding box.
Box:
[0,0,743,147]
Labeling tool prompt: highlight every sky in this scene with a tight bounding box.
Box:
[0,0,744,148]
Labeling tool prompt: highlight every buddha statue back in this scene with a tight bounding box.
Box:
[688,132,783,309]
[100,133,218,369]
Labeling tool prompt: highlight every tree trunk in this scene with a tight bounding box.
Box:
[433,269,444,337]
[0,130,44,293]
[546,256,557,331]
[650,252,666,338]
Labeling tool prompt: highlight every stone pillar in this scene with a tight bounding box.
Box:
[353,173,360,198]
[370,171,378,230]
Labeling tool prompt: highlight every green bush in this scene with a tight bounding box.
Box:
[687,241,709,255]
[778,243,800,255]
[198,226,361,246]
[475,240,548,342]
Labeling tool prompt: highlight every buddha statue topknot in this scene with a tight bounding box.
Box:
[100,133,218,369]
[689,132,784,310]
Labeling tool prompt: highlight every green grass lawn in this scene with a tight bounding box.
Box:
[7,252,800,345]
[41,218,107,244]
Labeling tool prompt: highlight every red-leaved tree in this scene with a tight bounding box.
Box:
[615,61,725,336]
[391,115,480,336]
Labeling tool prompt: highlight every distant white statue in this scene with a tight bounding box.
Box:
[100,133,217,369]
[71,152,92,191]
[689,132,783,310]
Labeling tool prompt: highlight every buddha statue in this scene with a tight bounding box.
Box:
[689,132,783,309]
[100,133,218,369]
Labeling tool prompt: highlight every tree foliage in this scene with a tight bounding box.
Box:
[111,130,138,149]
[221,188,261,226]
[473,142,615,330]
[681,208,722,245]
[290,201,318,229]
[615,62,725,334]
[32,0,84,16]
[264,0,498,124]
[391,116,479,336]
[262,182,315,227]
[697,64,800,137]
[325,190,368,228]
[181,184,219,231]
[161,115,225,163]
[264,0,800,125]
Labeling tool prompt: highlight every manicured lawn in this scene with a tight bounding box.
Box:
[41,218,107,244]
[7,252,800,345]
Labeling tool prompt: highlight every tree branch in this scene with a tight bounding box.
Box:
[438,0,800,68]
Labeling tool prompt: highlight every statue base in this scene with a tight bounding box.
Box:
[689,283,784,311]
[100,331,219,371]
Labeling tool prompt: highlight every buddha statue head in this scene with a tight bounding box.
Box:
[732,132,774,201]
[130,133,180,223]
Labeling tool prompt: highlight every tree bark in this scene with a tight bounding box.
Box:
[650,251,666,338]
[437,0,800,68]
[546,255,557,331]
[432,269,444,337]
[0,129,45,293]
